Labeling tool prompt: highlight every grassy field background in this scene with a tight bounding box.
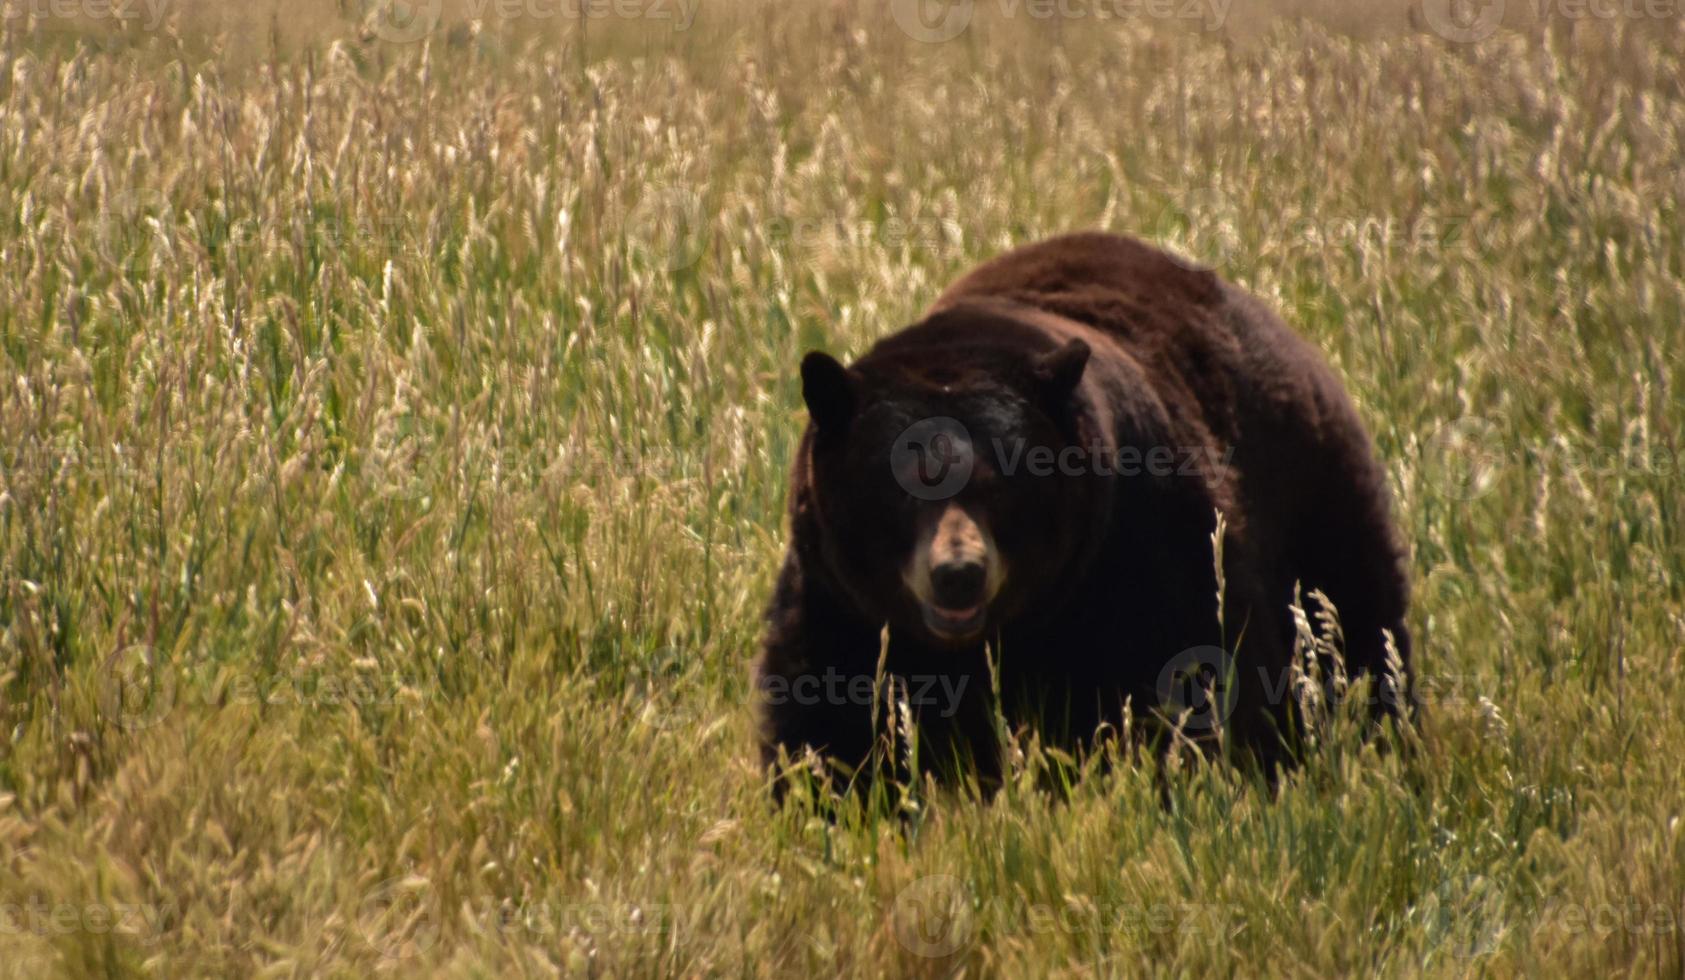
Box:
[1,0,1682,975]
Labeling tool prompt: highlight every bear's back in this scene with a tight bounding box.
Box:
[930,231,1227,323]
[927,231,1340,452]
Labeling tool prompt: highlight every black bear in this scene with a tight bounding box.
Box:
[753,232,1412,794]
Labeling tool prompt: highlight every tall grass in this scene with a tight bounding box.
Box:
[0,2,1681,975]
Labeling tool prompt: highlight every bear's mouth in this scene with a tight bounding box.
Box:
[921,602,986,642]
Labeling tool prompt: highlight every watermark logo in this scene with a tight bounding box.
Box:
[365,0,444,43]
[358,874,441,961]
[892,875,974,957]
[1428,873,1507,958]
[891,418,976,501]
[628,646,698,732]
[1418,0,1505,42]
[627,183,709,272]
[891,0,975,41]
[1155,645,1236,733]
[98,644,175,732]
[98,186,173,273]
[1177,185,1242,264]
[1422,415,1506,501]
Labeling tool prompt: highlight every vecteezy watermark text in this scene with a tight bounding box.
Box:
[0,0,171,30]
[357,876,673,961]
[0,898,175,942]
[890,417,1234,501]
[891,875,1246,958]
[890,0,1235,43]
[1417,0,1682,43]
[363,0,698,43]
[758,669,970,718]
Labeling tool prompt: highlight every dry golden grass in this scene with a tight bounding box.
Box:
[0,1,1681,975]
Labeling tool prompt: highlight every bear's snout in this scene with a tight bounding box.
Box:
[904,505,1003,643]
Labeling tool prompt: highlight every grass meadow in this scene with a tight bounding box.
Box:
[0,0,1682,975]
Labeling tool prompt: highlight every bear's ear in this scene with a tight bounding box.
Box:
[1031,339,1091,404]
[801,351,861,433]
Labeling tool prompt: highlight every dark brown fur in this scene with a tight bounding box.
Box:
[754,232,1412,795]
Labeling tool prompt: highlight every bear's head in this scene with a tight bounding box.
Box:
[798,334,1104,649]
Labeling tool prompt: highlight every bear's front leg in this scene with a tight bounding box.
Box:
[752,553,890,801]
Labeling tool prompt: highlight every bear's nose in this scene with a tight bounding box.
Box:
[930,560,987,610]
